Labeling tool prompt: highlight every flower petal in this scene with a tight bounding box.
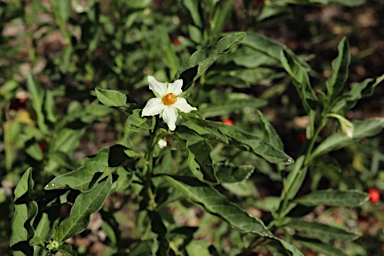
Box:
[142,98,164,117]
[148,76,167,97]
[173,97,197,113]
[162,106,178,131]
[167,79,183,95]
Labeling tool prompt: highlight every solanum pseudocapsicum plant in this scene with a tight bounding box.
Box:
[10,31,384,256]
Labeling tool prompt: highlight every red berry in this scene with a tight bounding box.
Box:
[172,37,180,46]
[299,133,306,142]
[368,188,381,203]
[222,118,234,126]
[38,144,46,152]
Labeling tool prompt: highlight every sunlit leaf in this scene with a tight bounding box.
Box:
[95,88,127,107]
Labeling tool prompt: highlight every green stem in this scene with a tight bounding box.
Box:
[273,115,328,228]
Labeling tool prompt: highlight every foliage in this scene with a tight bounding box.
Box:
[1,0,384,255]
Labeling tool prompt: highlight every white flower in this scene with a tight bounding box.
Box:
[141,76,197,131]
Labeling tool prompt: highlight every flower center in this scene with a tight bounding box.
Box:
[162,93,177,105]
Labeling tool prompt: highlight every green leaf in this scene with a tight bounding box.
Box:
[165,175,272,236]
[176,131,217,184]
[291,0,365,7]
[164,175,303,256]
[26,74,48,134]
[295,189,369,207]
[45,89,57,123]
[331,74,384,113]
[180,117,229,144]
[280,49,317,113]
[127,109,155,131]
[181,116,293,164]
[11,168,38,255]
[214,120,294,164]
[57,244,77,256]
[282,156,307,202]
[285,220,358,241]
[45,145,129,192]
[33,213,51,256]
[242,32,308,66]
[326,37,350,101]
[214,163,254,183]
[95,88,127,107]
[188,25,202,43]
[198,97,267,118]
[211,0,233,35]
[183,0,202,27]
[148,210,170,256]
[57,0,72,22]
[310,118,384,160]
[174,32,246,90]
[295,237,348,256]
[54,176,112,242]
[257,110,284,151]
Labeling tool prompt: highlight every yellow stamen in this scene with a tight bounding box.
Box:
[162,93,177,105]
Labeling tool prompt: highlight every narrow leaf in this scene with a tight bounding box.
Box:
[280,49,317,112]
[165,175,273,236]
[164,175,303,256]
[54,176,112,242]
[326,37,350,100]
[295,189,369,207]
[199,98,267,118]
[257,110,284,151]
[311,118,384,160]
[286,220,358,241]
[295,237,348,256]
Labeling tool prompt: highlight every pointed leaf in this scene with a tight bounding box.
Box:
[295,189,369,207]
[54,176,112,242]
[165,175,272,236]
[174,33,246,89]
[127,109,155,131]
[199,98,267,118]
[280,49,317,112]
[286,220,358,241]
[182,116,293,164]
[148,210,170,256]
[295,237,348,256]
[165,175,303,256]
[45,145,129,192]
[331,74,384,113]
[214,163,254,183]
[11,168,38,255]
[311,118,384,160]
[257,110,284,150]
[176,131,217,184]
[95,88,127,107]
[326,37,350,100]
[26,74,49,134]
